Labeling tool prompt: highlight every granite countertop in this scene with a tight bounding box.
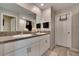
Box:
[0,32,50,44]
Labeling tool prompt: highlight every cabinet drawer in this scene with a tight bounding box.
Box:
[27,42,40,56]
[31,37,40,43]
[40,39,46,55]
[40,35,50,40]
[5,47,28,56]
[15,39,27,49]
[32,42,40,56]
[5,52,15,56]
[15,37,40,49]
[3,39,30,54]
[3,37,40,55]
[3,42,15,54]
[14,47,27,56]
[26,37,40,46]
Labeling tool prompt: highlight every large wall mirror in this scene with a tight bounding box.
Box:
[0,3,36,32]
[2,14,17,32]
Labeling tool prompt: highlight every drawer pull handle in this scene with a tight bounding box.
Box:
[27,47,31,53]
[45,40,47,43]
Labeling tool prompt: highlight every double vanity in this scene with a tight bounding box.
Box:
[0,32,50,56]
[0,3,51,56]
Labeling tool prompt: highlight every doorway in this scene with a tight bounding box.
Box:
[55,12,71,48]
[1,13,17,32]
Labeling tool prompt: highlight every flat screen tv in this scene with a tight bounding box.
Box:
[36,23,41,29]
[43,22,49,28]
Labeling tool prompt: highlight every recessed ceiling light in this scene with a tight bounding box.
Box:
[41,3,44,6]
[33,7,36,10]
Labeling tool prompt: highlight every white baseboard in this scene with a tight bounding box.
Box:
[70,48,79,52]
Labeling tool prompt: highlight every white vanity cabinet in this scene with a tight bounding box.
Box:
[26,42,40,56]
[45,35,50,50]
[40,38,46,55]
[0,44,3,56]
[3,41,28,56]
[3,41,15,55]
[39,35,50,55]
[0,34,50,56]
[26,37,40,56]
[3,39,28,56]
[6,47,27,56]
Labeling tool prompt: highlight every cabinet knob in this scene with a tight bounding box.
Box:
[45,40,47,43]
[68,32,70,34]
[27,47,31,53]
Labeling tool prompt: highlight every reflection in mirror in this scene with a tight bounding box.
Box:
[26,20,32,31]
[0,3,36,32]
[3,14,16,32]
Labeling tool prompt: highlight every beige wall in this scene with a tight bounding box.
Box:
[41,7,55,49]
[72,13,79,49]
[56,4,79,50]
[17,3,42,28]
[50,7,55,49]
[42,8,51,21]
[42,8,51,31]
[19,19,26,31]
[17,3,41,15]
[36,8,51,31]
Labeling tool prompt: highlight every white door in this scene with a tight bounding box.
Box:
[55,13,71,47]
[11,18,16,31]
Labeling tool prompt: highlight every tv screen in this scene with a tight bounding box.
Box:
[43,22,49,28]
[36,23,41,29]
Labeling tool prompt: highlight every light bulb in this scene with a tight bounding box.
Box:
[41,3,44,6]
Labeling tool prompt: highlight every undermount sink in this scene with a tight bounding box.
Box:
[36,32,46,35]
[12,34,33,38]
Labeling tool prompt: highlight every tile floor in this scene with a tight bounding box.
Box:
[44,46,79,56]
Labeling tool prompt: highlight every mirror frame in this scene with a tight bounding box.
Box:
[0,13,17,32]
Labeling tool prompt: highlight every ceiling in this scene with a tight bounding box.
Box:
[34,3,79,11]
[0,3,36,19]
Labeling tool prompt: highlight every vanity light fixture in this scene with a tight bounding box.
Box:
[41,3,44,6]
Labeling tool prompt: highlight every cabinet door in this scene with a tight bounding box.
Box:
[40,35,50,55]
[5,52,15,56]
[40,39,46,55]
[3,42,15,54]
[6,47,28,56]
[31,42,40,56]
[14,47,27,56]
[15,39,27,49]
[27,42,40,56]
[45,35,50,50]
[0,44,3,56]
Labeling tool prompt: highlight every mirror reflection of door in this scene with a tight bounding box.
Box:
[11,18,16,31]
[3,15,16,32]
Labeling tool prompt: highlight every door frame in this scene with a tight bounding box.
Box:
[55,12,72,48]
[1,13,17,31]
